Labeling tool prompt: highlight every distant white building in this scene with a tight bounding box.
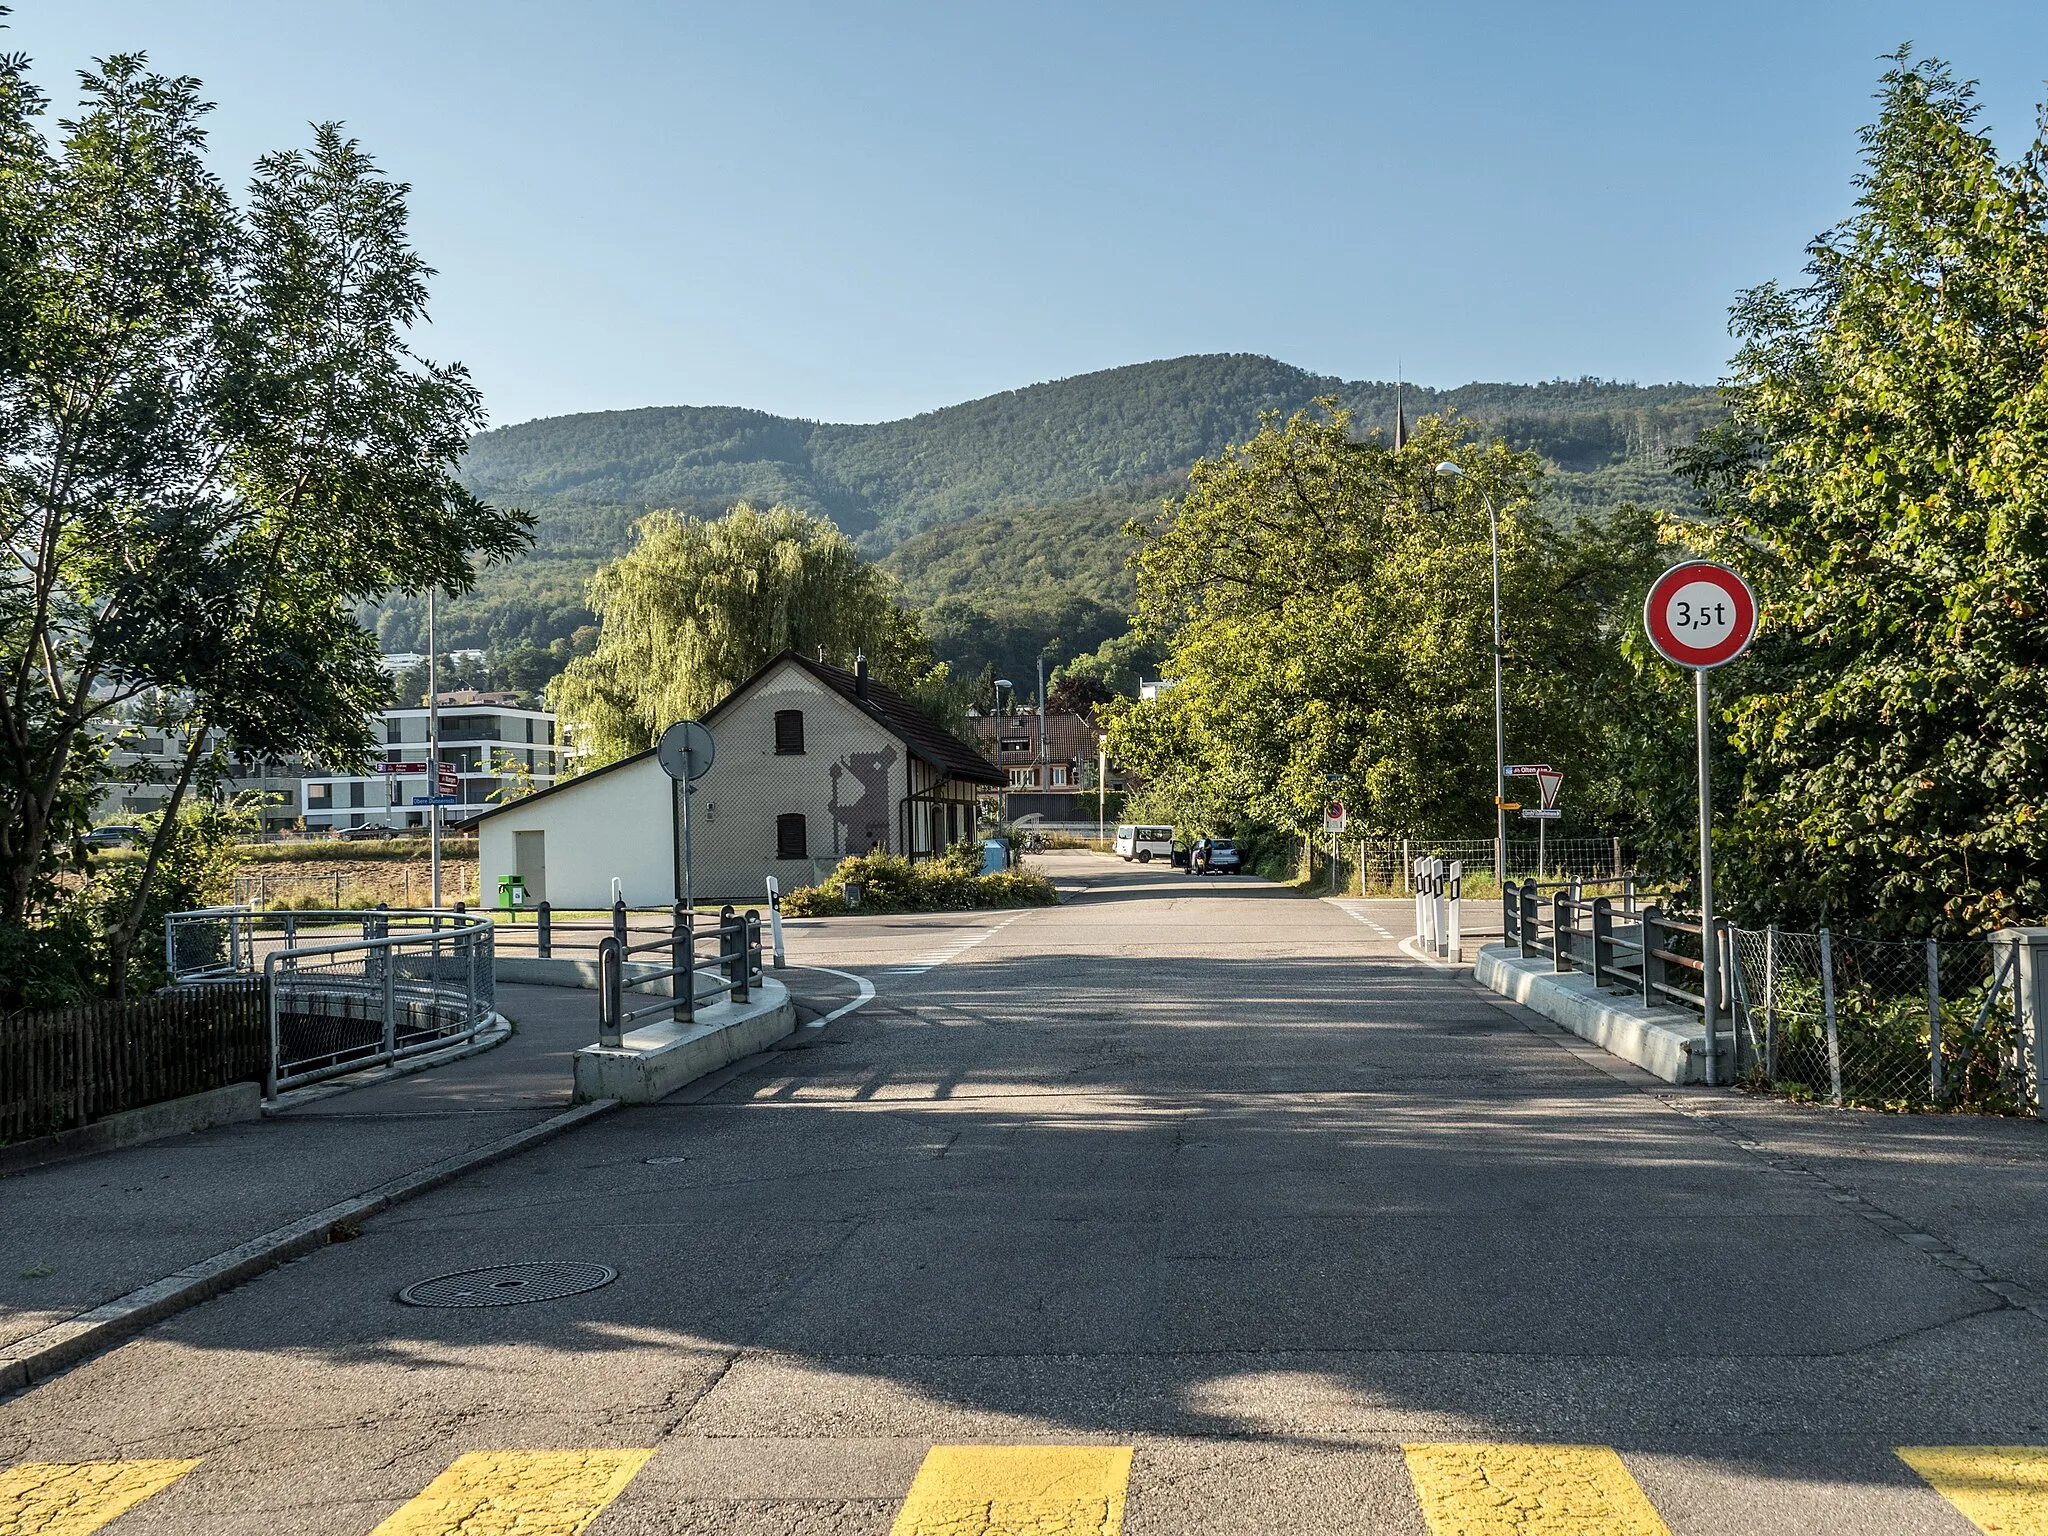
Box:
[301,697,565,834]
[472,653,1001,908]
[378,649,483,676]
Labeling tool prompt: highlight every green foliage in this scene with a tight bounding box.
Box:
[1680,51,2048,936]
[1107,405,1683,849]
[1052,630,1165,703]
[780,844,1058,915]
[0,45,528,996]
[548,503,946,766]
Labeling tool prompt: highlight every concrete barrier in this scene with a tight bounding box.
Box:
[571,977,796,1104]
[1474,943,1732,1084]
[0,1082,261,1174]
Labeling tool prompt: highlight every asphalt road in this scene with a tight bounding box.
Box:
[4,852,2047,1533]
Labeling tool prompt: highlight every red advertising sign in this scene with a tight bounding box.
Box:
[1643,560,1758,670]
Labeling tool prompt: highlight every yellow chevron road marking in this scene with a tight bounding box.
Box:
[0,1459,200,1535]
[1402,1443,1671,1536]
[888,1444,1134,1536]
[1897,1446,2048,1535]
[367,1449,653,1536]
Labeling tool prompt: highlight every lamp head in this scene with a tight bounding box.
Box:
[994,678,1013,690]
[1435,461,1465,477]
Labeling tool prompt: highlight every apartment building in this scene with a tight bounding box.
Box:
[301,695,564,834]
[94,719,306,832]
[964,710,1116,791]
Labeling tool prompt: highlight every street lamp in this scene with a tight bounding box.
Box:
[1435,462,1507,881]
[993,678,1014,827]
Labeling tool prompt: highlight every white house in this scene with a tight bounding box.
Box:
[473,653,1002,909]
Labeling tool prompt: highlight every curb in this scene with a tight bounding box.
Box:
[0,1096,619,1396]
[1397,935,1469,970]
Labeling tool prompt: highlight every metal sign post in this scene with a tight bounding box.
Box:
[656,720,716,915]
[1643,560,1759,1088]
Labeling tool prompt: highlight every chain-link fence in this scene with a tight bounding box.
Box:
[1730,928,2025,1113]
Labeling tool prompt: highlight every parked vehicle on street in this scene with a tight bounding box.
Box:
[1113,823,1175,863]
[81,824,144,850]
[1193,837,1244,876]
[339,822,403,841]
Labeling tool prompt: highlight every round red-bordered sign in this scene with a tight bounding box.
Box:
[1643,560,1757,670]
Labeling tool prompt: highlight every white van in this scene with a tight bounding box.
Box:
[1114,824,1175,863]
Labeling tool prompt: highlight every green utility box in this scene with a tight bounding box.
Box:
[497,873,527,910]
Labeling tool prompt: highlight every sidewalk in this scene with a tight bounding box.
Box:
[0,982,598,1364]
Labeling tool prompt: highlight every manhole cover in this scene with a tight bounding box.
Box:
[397,1261,617,1308]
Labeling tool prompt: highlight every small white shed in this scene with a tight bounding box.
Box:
[474,653,1001,909]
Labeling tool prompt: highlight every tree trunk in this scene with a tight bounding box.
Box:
[105,727,208,999]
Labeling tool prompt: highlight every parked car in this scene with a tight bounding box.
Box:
[1113,823,1175,863]
[1186,836,1245,876]
[81,824,144,850]
[339,822,403,841]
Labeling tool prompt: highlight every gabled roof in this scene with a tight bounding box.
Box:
[708,653,1003,785]
[470,651,1000,824]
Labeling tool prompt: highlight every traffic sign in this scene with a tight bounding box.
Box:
[1535,768,1563,809]
[1323,799,1347,832]
[1505,764,1553,777]
[413,795,459,806]
[1644,560,1758,670]
[656,719,715,782]
[1521,808,1561,819]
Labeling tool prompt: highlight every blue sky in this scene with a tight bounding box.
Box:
[9,2,2048,427]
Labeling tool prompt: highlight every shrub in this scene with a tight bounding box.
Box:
[781,845,1058,916]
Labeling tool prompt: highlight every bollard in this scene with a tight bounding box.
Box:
[612,898,627,950]
[1591,895,1613,988]
[1431,858,1448,957]
[1446,859,1463,964]
[766,876,786,968]
[537,900,552,960]
[597,936,623,1048]
[1553,890,1572,974]
[1641,905,1664,1008]
[1414,857,1428,942]
[1519,882,1540,961]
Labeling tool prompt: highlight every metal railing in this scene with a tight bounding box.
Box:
[595,902,765,1048]
[167,906,497,1099]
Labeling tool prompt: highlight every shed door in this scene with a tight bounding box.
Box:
[514,829,546,901]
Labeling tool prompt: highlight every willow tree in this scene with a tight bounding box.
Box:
[550,503,945,766]
[1683,52,2048,935]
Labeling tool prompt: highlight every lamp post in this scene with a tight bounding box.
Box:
[994,677,1014,828]
[1435,462,1507,882]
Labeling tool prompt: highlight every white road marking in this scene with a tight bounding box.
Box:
[787,965,877,1028]
[1328,898,1400,940]
[880,911,1030,974]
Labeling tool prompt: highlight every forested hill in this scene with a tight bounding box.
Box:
[457,354,1720,557]
[383,355,1721,668]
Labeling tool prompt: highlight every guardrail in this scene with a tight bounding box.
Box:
[166,906,497,1099]
[594,903,765,1048]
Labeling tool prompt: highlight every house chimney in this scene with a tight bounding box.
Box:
[854,651,868,699]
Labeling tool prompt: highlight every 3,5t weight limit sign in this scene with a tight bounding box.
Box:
[1644,561,1757,670]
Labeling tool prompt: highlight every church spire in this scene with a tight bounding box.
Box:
[1393,376,1407,451]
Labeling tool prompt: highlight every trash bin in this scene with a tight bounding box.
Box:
[979,838,1010,875]
[843,881,864,908]
[497,873,527,910]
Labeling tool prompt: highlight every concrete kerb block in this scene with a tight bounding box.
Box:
[0,1082,262,1175]
[572,977,797,1104]
[1473,943,1732,1085]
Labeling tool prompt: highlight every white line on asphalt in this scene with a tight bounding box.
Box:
[881,912,1029,975]
[787,965,877,1028]
[1327,899,1399,939]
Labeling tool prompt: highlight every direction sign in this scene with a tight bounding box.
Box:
[1535,768,1563,809]
[435,763,460,796]
[413,794,459,806]
[656,719,715,782]
[1521,808,1561,820]
[376,761,427,774]
[1644,560,1758,670]
[1505,764,1553,777]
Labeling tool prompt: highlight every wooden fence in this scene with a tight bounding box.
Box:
[0,979,268,1144]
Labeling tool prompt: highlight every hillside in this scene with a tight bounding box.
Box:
[382,354,1725,683]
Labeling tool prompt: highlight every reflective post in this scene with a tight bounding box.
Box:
[1447,860,1463,965]
[766,876,786,968]
[598,936,623,1048]
[537,900,552,960]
